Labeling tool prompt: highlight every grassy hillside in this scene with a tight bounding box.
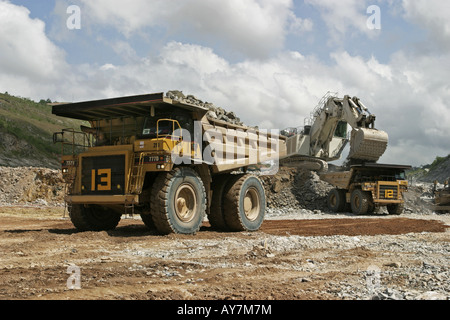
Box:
[407,154,450,183]
[0,92,85,169]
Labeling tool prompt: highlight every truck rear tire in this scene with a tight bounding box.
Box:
[208,175,232,230]
[150,167,206,235]
[223,175,266,232]
[69,204,122,231]
[328,189,347,212]
[350,189,372,215]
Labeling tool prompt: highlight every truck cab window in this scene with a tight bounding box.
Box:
[142,117,158,138]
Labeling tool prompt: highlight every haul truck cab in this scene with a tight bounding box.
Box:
[53,93,286,235]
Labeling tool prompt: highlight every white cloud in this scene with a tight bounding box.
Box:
[79,0,168,35]
[305,0,373,42]
[288,13,314,35]
[79,0,302,58]
[0,1,67,82]
[367,56,392,81]
[402,0,450,50]
[160,42,229,75]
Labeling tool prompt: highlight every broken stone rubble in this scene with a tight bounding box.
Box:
[166,90,246,127]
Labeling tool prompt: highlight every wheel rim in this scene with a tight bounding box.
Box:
[243,187,260,221]
[353,194,361,209]
[330,193,337,207]
[174,183,197,223]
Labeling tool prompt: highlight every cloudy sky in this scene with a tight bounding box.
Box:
[1,0,449,166]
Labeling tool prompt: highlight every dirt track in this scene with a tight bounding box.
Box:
[0,206,448,301]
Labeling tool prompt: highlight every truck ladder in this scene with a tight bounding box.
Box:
[63,166,77,218]
[125,154,148,217]
[128,153,148,195]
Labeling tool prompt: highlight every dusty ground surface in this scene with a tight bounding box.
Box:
[0,206,448,301]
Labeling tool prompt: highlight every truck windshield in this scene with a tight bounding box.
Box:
[142,118,173,138]
[396,171,406,180]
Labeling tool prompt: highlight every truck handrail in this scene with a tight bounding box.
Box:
[53,128,93,156]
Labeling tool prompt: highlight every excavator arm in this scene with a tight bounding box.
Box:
[282,92,388,171]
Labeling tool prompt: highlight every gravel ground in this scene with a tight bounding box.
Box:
[0,206,448,301]
[265,210,450,300]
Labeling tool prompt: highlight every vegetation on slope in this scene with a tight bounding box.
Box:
[407,154,450,183]
[0,92,85,169]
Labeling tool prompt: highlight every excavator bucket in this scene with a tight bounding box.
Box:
[348,128,388,162]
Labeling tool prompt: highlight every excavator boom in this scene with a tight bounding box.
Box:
[282,92,388,170]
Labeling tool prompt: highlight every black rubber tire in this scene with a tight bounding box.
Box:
[387,203,404,215]
[208,175,232,230]
[140,211,155,229]
[350,189,371,215]
[223,175,266,232]
[150,167,206,235]
[327,189,347,213]
[69,204,121,231]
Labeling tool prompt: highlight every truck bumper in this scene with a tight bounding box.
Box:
[373,200,404,205]
[65,195,139,205]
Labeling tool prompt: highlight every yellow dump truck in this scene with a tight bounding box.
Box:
[320,164,411,215]
[433,180,450,213]
[53,92,286,234]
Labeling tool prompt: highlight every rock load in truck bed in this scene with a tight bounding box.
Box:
[166,90,248,127]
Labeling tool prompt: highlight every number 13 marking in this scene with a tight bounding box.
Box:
[91,169,112,191]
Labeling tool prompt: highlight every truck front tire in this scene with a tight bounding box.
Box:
[69,204,122,231]
[150,167,206,235]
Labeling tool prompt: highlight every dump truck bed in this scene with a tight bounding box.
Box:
[52,93,209,121]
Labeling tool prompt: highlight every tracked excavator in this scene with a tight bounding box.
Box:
[281,92,410,215]
[281,92,388,170]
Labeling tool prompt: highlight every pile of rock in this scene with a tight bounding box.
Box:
[403,183,435,214]
[166,90,245,127]
[261,167,333,213]
[0,166,65,206]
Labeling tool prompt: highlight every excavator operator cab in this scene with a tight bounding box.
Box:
[334,121,348,139]
[303,125,311,135]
